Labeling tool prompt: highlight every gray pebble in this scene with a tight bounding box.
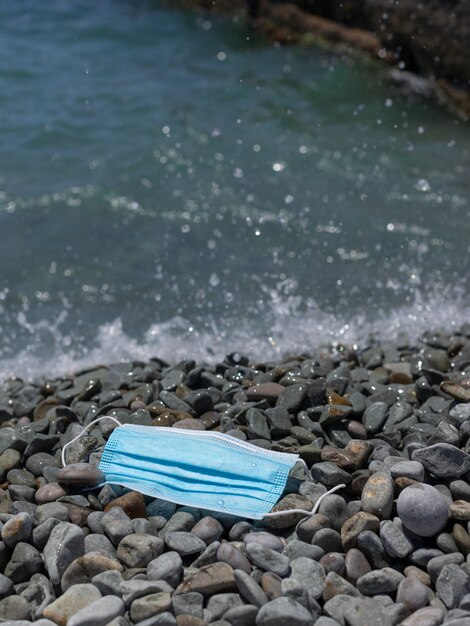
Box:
[397,484,449,537]
[223,604,258,626]
[35,482,67,504]
[312,528,343,554]
[245,543,290,577]
[85,533,117,558]
[172,590,204,617]
[400,607,445,626]
[121,579,173,605]
[133,613,176,626]
[130,592,172,623]
[165,531,206,556]
[101,507,134,546]
[207,592,242,620]
[282,539,324,562]
[25,452,60,476]
[356,567,404,595]
[436,563,470,608]
[244,532,285,553]
[396,575,430,612]
[380,520,414,558]
[147,551,182,587]
[87,511,105,534]
[117,534,164,568]
[43,522,85,585]
[217,542,252,573]
[32,518,62,550]
[5,541,43,583]
[67,595,125,626]
[159,511,195,538]
[191,516,224,544]
[234,569,268,607]
[0,595,31,620]
[412,443,470,478]
[363,402,388,435]
[390,461,425,481]
[255,596,315,626]
[0,573,13,600]
[361,471,394,520]
[36,502,70,524]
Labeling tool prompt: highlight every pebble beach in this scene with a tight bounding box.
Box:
[1,329,470,625]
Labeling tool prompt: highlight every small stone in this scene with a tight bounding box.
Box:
[449,500,470,521]
[0,595,31,621]
[1,511,32,547]
[117,534,164,568]
[234,569,268,607]
[67,595,125,626]
[217,542,252,573]
[172,591,204,617]
[436,563,470,609]
[104,491,147,519]
[191,516,224,544]
[56,463,104,486]
[61,553,124,591]
[320,553,345,576]
[296,513,330,543]
[356,567,404,595]
[223,604,258,626]
[361,471,394,519]
[246,383,284,404]
[397,484,449,537]
[101,507,134,545]
[165,531,206,556]
[412,443,470,478]
[178,562,237,596]
[276,384,308,413]
[26,452,60,476]
[85,534,117,559]
[244,532,285,553]
[288,556,325,602]
[130,592,172,622]
[341,512,380,551]
[246,409,271,440]
[4,542,43,583]
[380,520,414,558]
[310,462,352,487]
[441,382,470,402]
[245,543,290,577]
[345,549,371,583]
[43,522,85,585]
[42,583,102,626]
[401,607,444,626]
[255,596,314,626]
[206,593,242,620]
[362,402,388,435]
[148,551,183,586]
[427,553,464,583]
[404,566,431,587]
[261,573,283,601]
[313,528,343,554]
[0,574,13,600]
[390,461,425,482]
[35,482,67,504]
[283,540,324,562]
[396,576,429,612]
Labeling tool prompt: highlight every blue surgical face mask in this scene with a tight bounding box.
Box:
[62,417,344,520]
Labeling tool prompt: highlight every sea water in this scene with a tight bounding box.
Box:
[1,0,469,380]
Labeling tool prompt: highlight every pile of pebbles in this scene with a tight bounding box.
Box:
[1,328,470,626]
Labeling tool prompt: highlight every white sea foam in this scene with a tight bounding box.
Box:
[0,289,468,383]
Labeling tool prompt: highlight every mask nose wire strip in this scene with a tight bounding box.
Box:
[61,416,123,468]
[263,483,346,518]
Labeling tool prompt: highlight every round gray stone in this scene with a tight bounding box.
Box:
[255,596,314,626]
[397,484,449,537]
[164,531,206,556]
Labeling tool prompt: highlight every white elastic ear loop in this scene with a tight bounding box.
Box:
[61,416,122,467]
[263,456,346,519]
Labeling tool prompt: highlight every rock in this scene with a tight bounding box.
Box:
[61,553,124,591]
[310,462,352,487]
[191,516,224,544]
[172,591,204,617]
[67,595,125,626]
[362,402,388,435]
[397,484,449,537]
[322,571,361,601]
[245,543,290,577]
[85,533,117,559]
[130,592,172,623]
[400,607,444,626]
[206,592,242,620]
[427,553,465,583]
[255,596,315,626]
[246,409,271,440]
[356,567,404,595]
[380,520,414,558]
[0,595,31,621]
[35,482,67,504]
[42,583,102,626]
[412,444,470,478]
[43,522,85,585]
[361,471,394,519]
[390,461,425,482]
[117,534,164,568]
[436,563,470,608]
[276,384,308,413]
[4,541,43,583]
[244,532,285,553]
[101,507,134,545]
[0,511,32,547]
[341,512,380,551]
[396,576,429,612]
[223,604,258,626]
[264,494,313,530]
[246,383,285,404]
[165,531,206,556]
[120,579,173,605]
[104,491,147,519]
[0,574,13,601]
[148,551,183,586]
[217,542,252,573]
[283,539,324,562]
[56,463,105,486]
[344,548,371,583]
[449,500,470,521]
[234,569,268,607]
[288,556,325,601]
[177,562,237,596]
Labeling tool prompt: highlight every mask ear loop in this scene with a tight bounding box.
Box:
[263,458,346,518]
[61,416,122,468]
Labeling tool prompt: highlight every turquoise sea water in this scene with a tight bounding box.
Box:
[1,0,469,380]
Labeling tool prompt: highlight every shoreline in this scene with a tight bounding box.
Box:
[176,0,470,120]
[1,329,470,623]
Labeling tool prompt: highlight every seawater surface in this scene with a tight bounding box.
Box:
[1,0,469,380]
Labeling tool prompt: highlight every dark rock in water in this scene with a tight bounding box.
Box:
[397,483,449,537]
